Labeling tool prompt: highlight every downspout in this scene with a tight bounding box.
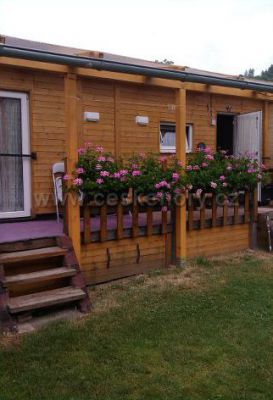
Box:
[1,44,273,93]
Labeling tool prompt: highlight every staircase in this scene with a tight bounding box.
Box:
[0,236,90,332]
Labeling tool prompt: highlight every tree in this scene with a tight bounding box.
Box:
[243,65,273,81]
[244,68,255,78]
[154,59,174,65]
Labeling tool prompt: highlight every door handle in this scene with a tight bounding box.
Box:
[0,152,37,160]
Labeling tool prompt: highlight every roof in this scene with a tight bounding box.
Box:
[1,34,273,88]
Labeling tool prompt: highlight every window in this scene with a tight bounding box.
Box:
[160,123,193,153]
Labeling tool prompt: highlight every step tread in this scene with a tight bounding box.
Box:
[4,267,76,285]
[0,246,67,264]
[8,287,85,314]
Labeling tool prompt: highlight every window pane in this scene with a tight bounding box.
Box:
[0,98,24,212]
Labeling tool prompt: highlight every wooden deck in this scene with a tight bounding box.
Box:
[0,206,269,244]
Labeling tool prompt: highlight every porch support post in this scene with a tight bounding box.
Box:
[263,101,270,163]
[175,88,187,267]
[64,72,81,262]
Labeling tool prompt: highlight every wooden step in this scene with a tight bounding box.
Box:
[4,267,76,286]
[0,246,67,264]
[8,287,86,314]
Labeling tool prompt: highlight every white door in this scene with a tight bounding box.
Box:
[234,111,262,200]
[0,91,31,219]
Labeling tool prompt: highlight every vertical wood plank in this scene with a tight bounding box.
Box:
[234,194,240,225]
[161,208,168,234]
[200,195,206,229]
[83,206,91,244]
[212,194,217,227]
[244,191,250,223]
[132,202,139,238]
[146,206,153,236]
[100,204,107,242]
[117,202,124,239]
[223,196,228,226]
[175,88,187,266]
[64,72,81,261]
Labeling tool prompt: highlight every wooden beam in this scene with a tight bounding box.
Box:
[175,88,187,267]
[263,101,270,161]
[0,56,68,74]
[2,56,273,101]
[64,72,81,262]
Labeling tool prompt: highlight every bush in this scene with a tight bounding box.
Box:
[65,143,267,206]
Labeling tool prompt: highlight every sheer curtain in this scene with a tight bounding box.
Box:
[0,98,24,212]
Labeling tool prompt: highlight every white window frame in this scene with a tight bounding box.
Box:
[186,124,193,153]
[159,122,193,153]
[0,91,31,219]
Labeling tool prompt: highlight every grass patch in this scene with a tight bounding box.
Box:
[1,251,273,399]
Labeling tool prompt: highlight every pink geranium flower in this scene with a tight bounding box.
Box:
[202,162,208,167]
[97,156,106,162]
[159,155,167,163]
[156,191,163,199]
[76,167,85,174]
[95,164,102,170]
[73,178,83,186]
[210,181,217,189]
[96,146,104,153]
[96,178,104,184]
[100,171,110,177]
[132,170,141,176]
[220,175,225,181]
[78,148,86,155]
[172,172,179,180]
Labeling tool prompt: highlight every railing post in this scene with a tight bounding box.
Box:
[175,88,187,267]
[64,72,81,261]
[250,189,258,249]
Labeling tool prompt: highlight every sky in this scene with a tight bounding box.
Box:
[0,0,273,76]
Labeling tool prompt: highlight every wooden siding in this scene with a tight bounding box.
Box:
[186,224,250,258]
[0,67,266,215]
[81,234,171,285]
[187,92,263,150]
[269,103,273,167]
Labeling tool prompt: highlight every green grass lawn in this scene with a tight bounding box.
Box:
[1,252,273,400]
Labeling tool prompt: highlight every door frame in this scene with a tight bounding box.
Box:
[0,90,31,219]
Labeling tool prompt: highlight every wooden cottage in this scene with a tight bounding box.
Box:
[0,36,272,325]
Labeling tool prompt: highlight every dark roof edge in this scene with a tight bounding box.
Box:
[1,44,273,94]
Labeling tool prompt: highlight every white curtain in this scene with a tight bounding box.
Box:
[0,98,24,212]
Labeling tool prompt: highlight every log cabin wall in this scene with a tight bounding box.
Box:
[269,103,273,167]
[0,66,266,216]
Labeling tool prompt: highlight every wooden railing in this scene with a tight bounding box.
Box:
[186,190,258,231]
[82,201,172,244]
[81,190,258,243]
